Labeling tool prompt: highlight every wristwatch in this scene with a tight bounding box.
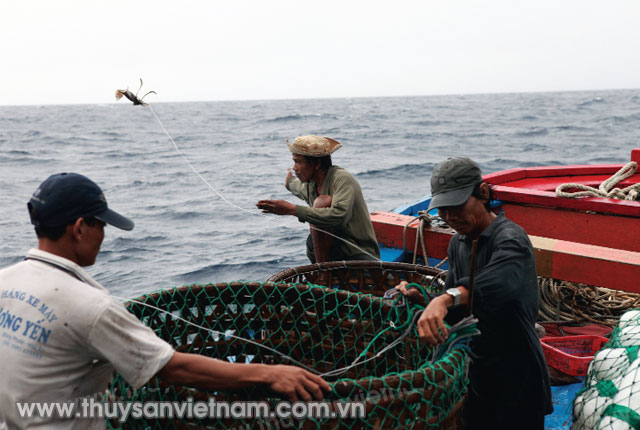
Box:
[445,288,461,307]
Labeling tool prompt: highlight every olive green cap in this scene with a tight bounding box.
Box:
[428,157,483,210]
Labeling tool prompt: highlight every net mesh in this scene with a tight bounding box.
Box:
[572,309,640,429]
[106,282,471,429]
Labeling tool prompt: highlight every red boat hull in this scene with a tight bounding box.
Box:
[372,150,640,292]
[485,164,640,252]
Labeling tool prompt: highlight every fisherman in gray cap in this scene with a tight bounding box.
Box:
[396,157,552,430]
[257,135,380,263]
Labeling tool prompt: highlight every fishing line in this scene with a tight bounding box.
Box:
[148,105,266,218]
[319,309,424,379]
[140,103,448,376]
[308,226,380,261]
[111,294,319,375]
[146,104,382,262]
[112,294,418,378]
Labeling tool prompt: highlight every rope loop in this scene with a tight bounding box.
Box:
[402,210,433,264]
[556,161,640,201]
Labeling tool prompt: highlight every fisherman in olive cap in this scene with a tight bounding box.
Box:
[397,157,552,430]
[0,173,329,429]
[257,135,380,263]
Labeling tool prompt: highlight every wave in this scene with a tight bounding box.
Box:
[261,113,339,123]
[408,120,444,127]
[485,158,557,170]
[514,127,548,137]
[101,151,146,159]
[356,162,436,178]
[520,115,538,121]
[578,97,605,107]
[321,127,342,134]
[90,130,125,138]
[461,132,497,138]
[595,113,640,124]
[176,259,293,284]
[105,249,151,261]
[402,132,437,140]
[522,143,548,152]
[131,179,171,187]
[586,156,626,164]
[552,125,589,132]
[159,210,210,221]
[1,156,55,164]
[111,235,169,245]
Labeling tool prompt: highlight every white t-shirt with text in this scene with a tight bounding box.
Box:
[0,249,174,429]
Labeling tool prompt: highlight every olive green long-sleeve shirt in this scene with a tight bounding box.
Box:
[286,166,380,259]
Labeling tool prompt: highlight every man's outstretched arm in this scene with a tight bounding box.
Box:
[157,351,330,402]
[256,170,307,215]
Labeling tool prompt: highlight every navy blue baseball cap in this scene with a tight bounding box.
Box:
[28,173,134,230]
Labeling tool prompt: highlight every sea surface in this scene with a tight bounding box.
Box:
[1,89,639,299]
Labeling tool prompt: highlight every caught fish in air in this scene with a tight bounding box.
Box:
[115,78,156,106]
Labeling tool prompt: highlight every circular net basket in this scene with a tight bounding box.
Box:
[107,282,468,430]
[266,261,447,298]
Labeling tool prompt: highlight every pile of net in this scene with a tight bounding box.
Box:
[107,282,473,429]
[572,309,640,429]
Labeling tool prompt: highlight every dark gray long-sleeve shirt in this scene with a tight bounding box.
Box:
[445,213,552,427]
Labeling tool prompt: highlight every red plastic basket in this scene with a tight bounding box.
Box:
[541,335,609,376]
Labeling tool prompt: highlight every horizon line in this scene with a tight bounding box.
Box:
[1,86,638,108]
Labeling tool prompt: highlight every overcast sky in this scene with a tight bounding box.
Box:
[1,0,639,106]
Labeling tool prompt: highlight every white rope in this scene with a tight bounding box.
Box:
[556,162,640,201]
[111,294,324,375]
[112,294,412,379]
[412,211,431,265]
[401,211,432,264]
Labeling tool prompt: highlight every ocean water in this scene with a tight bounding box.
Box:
[1,89,639,298]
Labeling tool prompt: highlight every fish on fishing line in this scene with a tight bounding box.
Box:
[115,78,156,106]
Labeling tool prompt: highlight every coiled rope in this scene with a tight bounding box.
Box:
[556,161,640,200]
[538,277,640,327]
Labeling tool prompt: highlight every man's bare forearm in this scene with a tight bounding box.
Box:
[157,352,330,401]
[157,352,273,390]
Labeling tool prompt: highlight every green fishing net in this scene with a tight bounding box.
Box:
[572,309,640,429]
[106,282,472,429]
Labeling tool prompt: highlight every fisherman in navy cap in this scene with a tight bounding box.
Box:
[257,135,380,264]
[0,173,329,429]
[397,157,552,430]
